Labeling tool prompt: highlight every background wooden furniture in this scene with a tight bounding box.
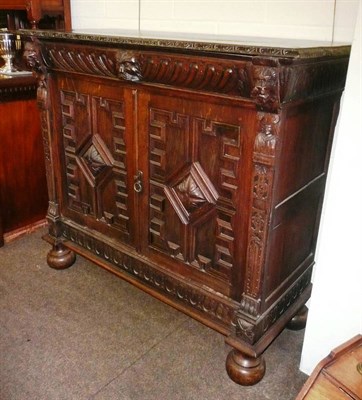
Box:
[23,30,350,385]
[0,0,71,30]
[0,74,48,247]
[296,335,362,400]
[0,0,70,246]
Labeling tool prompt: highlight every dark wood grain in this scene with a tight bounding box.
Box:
[23,31,350,385]
[0,76,48,241]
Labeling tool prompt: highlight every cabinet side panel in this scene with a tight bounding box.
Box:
[264,96,339,308]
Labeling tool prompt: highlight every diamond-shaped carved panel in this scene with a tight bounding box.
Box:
[77,134,114,185]
[164,162,219,225]
[83,144,107,176]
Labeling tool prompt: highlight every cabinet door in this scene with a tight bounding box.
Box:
[139,91,254,297]
[55,75,137,247]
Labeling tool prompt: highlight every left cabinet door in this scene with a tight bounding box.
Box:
[54,75,138,247]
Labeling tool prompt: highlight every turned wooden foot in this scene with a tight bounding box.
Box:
[287,305,308,331]
[47,241,76,270]
[226,350,266,386]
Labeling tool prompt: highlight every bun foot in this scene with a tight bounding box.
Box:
[226,350,266,386]
[287,305,308,331]
[47,241,76,270]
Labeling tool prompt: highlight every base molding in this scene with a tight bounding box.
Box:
[2,219,47,245]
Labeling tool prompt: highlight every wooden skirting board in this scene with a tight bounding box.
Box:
[3,219,47,244]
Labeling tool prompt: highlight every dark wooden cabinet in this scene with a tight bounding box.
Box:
[23,30,350,385]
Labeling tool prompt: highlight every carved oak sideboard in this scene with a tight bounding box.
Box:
[23,30,350,385]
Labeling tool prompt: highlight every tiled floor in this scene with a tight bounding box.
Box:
[0,228,307,400]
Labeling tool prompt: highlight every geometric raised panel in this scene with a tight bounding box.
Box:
[77,134,113,185]
[164,162,219,225]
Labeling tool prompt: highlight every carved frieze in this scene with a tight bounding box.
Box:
[23,32,350,112]
[138,53,245,95]
[44,45,116,77]
[62,223,237,327]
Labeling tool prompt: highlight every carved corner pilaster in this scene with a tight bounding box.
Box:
[117,51,142,82]
[242,112,280,312]
[24,37,61,238]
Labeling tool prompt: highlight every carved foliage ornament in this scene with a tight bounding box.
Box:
[82,144,107,176]
[175,174,207,211]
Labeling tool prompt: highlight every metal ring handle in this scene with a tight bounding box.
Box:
[134,181,142,193]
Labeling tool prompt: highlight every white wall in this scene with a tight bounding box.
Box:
[300,3,362,374]
[70,0,139,29]
[69,0,362,375]
[70,0,359,41]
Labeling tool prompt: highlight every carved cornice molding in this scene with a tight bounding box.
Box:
[20,29,350,59]
[22,38,349,110]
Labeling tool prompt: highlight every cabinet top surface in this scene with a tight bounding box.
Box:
[20,29,350,59]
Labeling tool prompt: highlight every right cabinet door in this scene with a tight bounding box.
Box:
[138,90,256,298]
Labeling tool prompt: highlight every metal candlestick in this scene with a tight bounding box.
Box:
[0,32,31,75]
